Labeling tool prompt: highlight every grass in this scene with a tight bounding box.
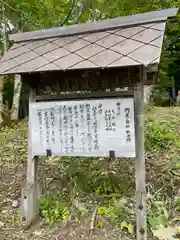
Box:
[0,107,180,240]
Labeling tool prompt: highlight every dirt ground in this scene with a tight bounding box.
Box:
[0,120,126,240]
[0,107,180,240]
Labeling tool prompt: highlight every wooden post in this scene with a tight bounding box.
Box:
[134,66,147,240]
[27,88,38,182]
[21,87,40,226]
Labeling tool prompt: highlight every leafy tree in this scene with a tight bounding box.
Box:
[0,0,179,115]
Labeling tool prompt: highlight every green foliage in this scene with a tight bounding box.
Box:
[3,76,14,108]
[97,197,134,234]
[37,106,179,229]
[97,197,133,230]
[40,193,70,225]
[0,0,180,108]
[148,201,169,230]
[57,156,133,199]
[175,197,180,212]
[95,180,117,195]
[150,87,170,106]
[120,220,134,234]
[98,197,127,218]
[145,121,176,152]
[0,107,180,238]
[153,5,180,105]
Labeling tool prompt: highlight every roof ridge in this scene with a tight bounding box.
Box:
[9,8,179,43]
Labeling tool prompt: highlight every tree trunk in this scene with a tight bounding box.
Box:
[172,76,176,105]
[11,75,22,120]
[0,77,4,124]
[0,4,7,124]
[177,90,180,106]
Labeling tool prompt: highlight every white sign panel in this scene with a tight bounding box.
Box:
[30,98,135,158]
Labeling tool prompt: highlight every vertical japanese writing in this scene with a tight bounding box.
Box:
[37,109,43,146]
[108,110,112,131]
[105,109,108,131]
[49,108,55,145]
[80,104,85,152]
[111,109,116,131]
[32,98,135,158]
[116,102,121,116]
[63,105,69,153]
[43,109,49,148]
[98,103,103,115]
[68,106,74,153]
[124,108,131,142]
[86,104,92,152]
[74,105,79,137]
[104,109,116,131]
[58,106,63,152]
[92,105,99,151]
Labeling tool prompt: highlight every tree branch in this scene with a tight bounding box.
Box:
[60,0,76,26]
[0,0,19,12]
[88,4,94,21]
[75,1,86,24]
[89,206,97,234]
[170,170,180,177]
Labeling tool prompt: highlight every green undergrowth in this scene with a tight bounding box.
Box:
[0,107,180,239]
[38,107,180,238]
[145,107,180,152]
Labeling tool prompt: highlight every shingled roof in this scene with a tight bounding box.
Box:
[0,8,178,75]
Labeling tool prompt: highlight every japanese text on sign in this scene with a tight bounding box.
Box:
[30,98,135,157]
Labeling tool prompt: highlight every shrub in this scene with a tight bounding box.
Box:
[145,122,176,152]
[40,193,70,225]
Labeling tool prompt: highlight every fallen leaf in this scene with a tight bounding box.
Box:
[12,200,19,208]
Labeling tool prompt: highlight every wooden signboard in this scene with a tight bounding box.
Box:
[1,7,178,240]
[30,98,135,158]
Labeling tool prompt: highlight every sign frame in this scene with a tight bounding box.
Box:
[30,96,136,158]
[22,70,146,240]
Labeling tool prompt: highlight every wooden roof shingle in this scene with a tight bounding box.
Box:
[0,8,178,75]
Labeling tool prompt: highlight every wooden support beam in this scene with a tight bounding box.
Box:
[134,66,147,240]
[36,90,134,102]
[20,87,40,227]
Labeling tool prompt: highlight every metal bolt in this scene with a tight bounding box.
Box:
[138,204,143,210]
[139,228,145,234]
